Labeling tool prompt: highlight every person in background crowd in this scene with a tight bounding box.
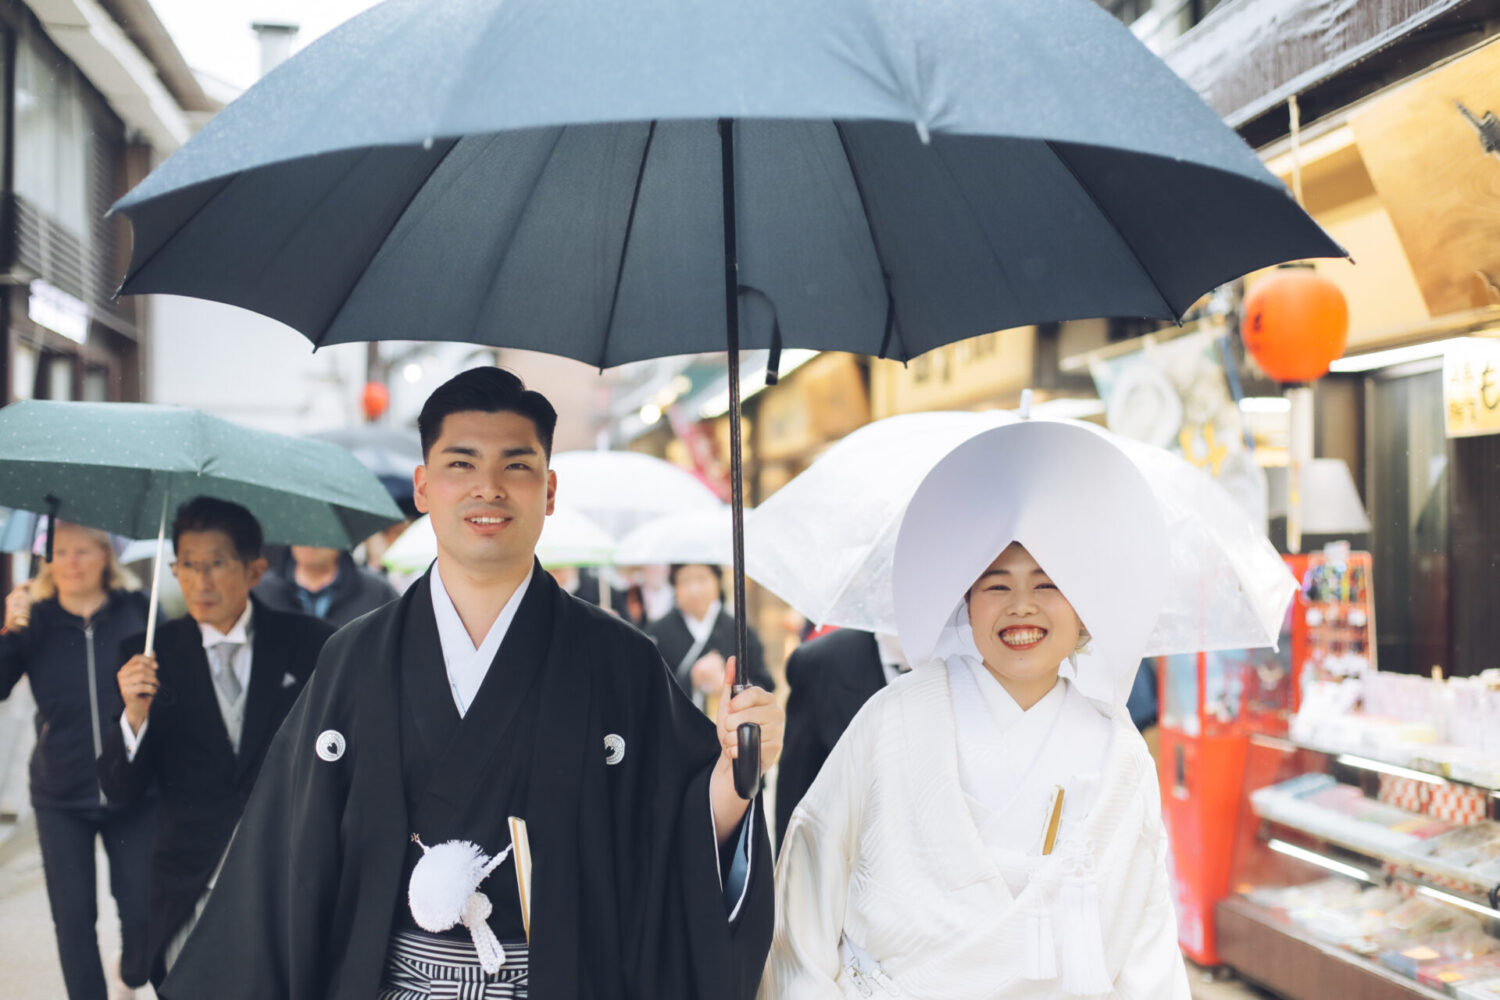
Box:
[638,563,675,623]
[774,628,907,847]
[646,562,774,716]
[548,565,627,614]
[254,545,398,628]
[1126,658,1159,732]
[97,497,335,986]
[1,522,153,1000]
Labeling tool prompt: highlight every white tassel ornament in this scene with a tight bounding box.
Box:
[1057,875,1112,996]
[408,835,515,974]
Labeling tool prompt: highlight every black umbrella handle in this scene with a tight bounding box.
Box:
[734,719,761,800]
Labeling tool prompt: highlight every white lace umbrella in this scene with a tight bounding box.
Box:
[383,507,616,574]
[747,410,1295,659]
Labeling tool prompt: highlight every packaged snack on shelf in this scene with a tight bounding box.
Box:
[1418,954,1500,992]
[1457,976,1500,1000]
[1408,821,1500,879]
[1378,914,1490,977]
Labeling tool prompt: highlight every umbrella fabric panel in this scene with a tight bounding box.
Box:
[0,401,402,547]
[118,119,1338,365]
[117,0,1281,208]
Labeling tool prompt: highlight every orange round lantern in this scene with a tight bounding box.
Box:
[361,381,390,421]
[1241,265,1349,383]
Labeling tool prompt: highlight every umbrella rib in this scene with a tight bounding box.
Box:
[1042,140,1178,322]
[312,139,465,349]
[832,122,910,363]
[598,120,658,370]
[114,175,237,295]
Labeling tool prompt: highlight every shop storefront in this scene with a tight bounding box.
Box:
[1162,27,1500,995]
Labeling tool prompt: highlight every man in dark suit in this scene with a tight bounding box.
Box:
[99,496,334,985]
[645,563,773,714]
[774,628,907,845]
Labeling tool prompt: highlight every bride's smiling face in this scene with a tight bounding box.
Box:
[966,542,1084,685]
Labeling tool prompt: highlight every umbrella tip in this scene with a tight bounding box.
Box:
[1018,388,1033,420]
[914,120,931,145]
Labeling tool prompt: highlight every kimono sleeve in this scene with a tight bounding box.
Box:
[1113,766,1191,1000]
[758,707,872,999]
[605,632,774,1000]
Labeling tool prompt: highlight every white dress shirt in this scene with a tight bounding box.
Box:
[122,601,255,759]
[680,599,722,647]
[429,560,533,717]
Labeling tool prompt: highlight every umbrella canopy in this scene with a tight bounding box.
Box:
[310,425,423,511]
[747,411,1296,658]
[548,451,723,541]
[0,400,404,548]
[612,506,749,567]
[112,0,1340,362]
[384,507,616,575]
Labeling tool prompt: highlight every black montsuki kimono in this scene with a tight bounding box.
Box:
[157,563,773,1000]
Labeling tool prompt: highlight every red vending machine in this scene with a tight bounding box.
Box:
[1157,548,1375,965]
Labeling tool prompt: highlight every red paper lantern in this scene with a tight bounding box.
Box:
[1241,265,1349,383]
[361,381,390,421]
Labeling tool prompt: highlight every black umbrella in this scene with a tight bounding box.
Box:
[112,0,1342,796]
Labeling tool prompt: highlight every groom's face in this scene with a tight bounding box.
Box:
[414,409,556,578]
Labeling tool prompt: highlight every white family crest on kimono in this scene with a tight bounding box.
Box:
[761,661,1191,1000]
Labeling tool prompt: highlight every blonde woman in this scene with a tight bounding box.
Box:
[763,422,1190,999]
[2,522,152,1000]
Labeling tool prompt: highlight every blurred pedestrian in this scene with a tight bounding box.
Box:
[96,497,334,986]
[774,629,906,846]
[646,563,774,716]
[254,545,398,627]
[638,563,675,622]
[0,522,153,1000]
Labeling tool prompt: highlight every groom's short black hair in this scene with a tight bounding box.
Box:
[418,367,558,460]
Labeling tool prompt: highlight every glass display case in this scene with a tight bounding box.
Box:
[1219,735,1500,1000]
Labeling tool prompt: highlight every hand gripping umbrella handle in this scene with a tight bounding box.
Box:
[733,718,760,800]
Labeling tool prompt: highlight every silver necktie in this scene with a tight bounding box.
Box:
[209,641,244,704]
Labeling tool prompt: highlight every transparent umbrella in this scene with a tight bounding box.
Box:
[746,410,1295,657]
[612,506,752,568]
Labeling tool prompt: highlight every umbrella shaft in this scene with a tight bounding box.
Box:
[719,118,749,694]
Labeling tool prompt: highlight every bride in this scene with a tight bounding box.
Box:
[762,421,1190,999]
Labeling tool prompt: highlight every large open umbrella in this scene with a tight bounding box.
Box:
[109,0,1341,795]
[0,400,403,652]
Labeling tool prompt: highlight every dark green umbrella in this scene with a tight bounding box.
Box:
[0,400,403,651]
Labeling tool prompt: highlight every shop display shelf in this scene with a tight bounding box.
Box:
[1252,802,1500,903]
[1252,733,1500,795]
[1217,896,1451,1000]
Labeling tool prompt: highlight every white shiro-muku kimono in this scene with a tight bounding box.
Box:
[762,651,1190,999]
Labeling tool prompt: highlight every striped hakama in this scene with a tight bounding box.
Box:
[377,930,529,999]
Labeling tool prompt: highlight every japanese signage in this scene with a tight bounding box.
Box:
[1443,338,1500,438]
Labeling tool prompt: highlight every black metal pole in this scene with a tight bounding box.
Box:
[719,117,760,800]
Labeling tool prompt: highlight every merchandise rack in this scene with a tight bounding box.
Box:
[1221,737,1500,999]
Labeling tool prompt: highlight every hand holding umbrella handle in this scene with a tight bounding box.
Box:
[733,719,761,800]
